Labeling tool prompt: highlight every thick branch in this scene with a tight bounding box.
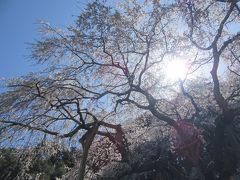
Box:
[210,3,236,112]
[211,46,228,111]
[211,2,236,46]
[218,33,240,54]
[180,81,200,119]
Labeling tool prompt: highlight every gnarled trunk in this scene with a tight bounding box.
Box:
[78,122,99,180]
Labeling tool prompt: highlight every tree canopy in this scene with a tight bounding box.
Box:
[0,0,240,179]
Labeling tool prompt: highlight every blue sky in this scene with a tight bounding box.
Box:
[0,1,238,81]
[0,0,89,79]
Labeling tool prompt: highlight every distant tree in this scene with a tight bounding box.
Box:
[0,143,75,180]
[0,148,21,179]
[0,0,240,179]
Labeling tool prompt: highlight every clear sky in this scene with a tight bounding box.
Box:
[0,0,88,79]
[0,0,238,82]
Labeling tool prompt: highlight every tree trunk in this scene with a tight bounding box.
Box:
[78,122,99,180]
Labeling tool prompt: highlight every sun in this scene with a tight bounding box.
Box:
[165,60,188,81]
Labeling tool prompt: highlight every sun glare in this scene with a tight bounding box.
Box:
[165,60,188,81]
